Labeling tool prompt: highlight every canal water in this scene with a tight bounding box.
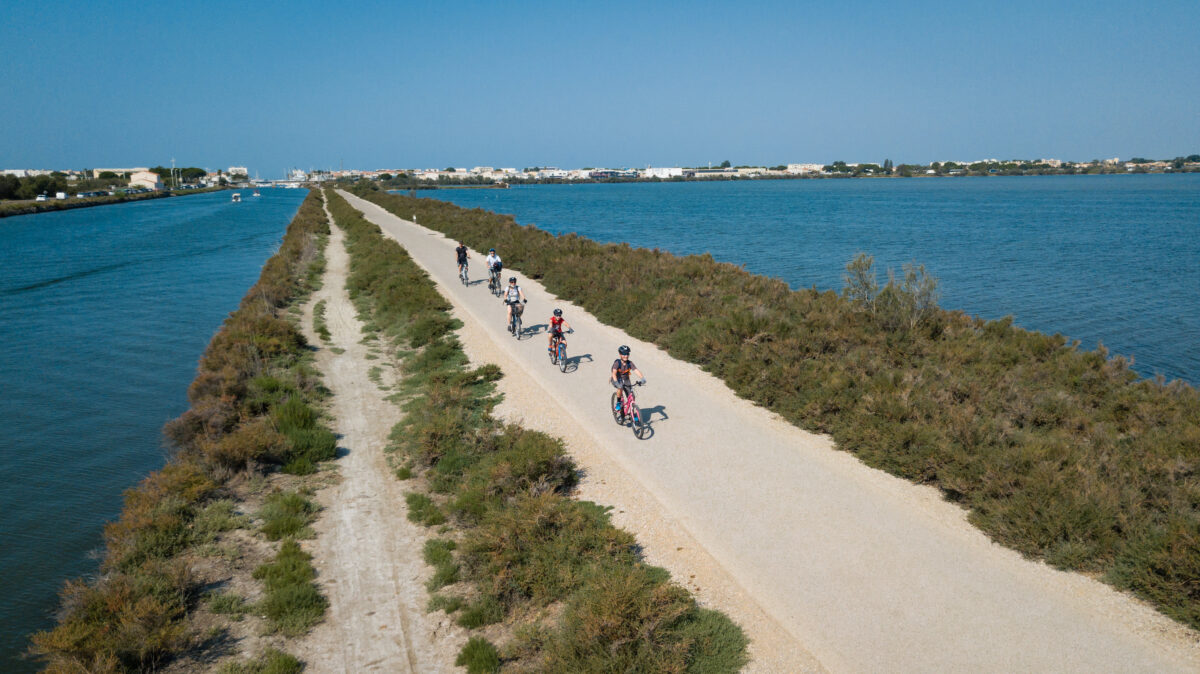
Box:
[420,175,1200,385]
[0,189,306,670]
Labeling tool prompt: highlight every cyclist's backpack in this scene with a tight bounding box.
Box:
[494,260,503,272]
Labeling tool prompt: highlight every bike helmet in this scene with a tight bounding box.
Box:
[509,277,517,283]
[618,345,631,356]
[553,308,562,317]
[489,248,495,252]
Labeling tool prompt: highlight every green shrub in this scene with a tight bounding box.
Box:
[219,647,303,674]
[455,636,500,673]
[405,492,446,526]
[253,540,327,636]
[427,593,465,614]
[258,491,318,541]
[207,591,251,620]
[194,500,249,543]
[456,595,503,628]
[424,539,459,590]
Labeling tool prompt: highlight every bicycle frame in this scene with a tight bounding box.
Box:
[618,383,637,415]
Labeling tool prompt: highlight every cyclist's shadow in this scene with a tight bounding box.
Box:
[526,323,549,335]
[639,404,669,423]
[563,353,593,373]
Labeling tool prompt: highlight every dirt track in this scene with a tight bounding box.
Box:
[339,189,1200,673]
[292,211,464,672]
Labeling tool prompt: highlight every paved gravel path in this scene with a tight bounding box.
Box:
[340,189,1200,673]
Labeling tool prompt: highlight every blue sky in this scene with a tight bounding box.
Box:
[2,1,1197,177]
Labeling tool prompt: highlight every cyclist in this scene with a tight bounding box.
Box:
[485,248,502,291]
[455,241,469,279]
[610,345,646,417]
[503,276,526,332]
[547,308,572,357]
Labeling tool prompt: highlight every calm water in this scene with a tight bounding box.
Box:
[419,176,1200,385]
[0,189,305,670]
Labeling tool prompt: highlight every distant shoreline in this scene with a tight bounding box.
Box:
[0,186,230,219]
[378,170,1198,191]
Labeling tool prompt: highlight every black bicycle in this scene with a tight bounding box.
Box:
[488,268,502,296]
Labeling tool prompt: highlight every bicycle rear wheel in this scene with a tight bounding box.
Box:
[611,391,623,424]
[558,344,568,372]
[549,339,558,364]
[631,403,648,438]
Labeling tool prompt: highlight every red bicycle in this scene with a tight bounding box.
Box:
[611,380,649,439]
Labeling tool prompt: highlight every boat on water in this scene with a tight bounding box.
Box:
[252,190,261,197]
[231,193,242,202]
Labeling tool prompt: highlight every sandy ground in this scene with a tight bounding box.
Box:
[339,189,1200,673]
[291,209,466,672]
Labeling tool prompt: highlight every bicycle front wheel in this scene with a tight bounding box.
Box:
[558,344,568,372]
[514,316,522,339]
[631,403,648,438]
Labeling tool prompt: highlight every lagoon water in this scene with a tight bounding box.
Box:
[0,189,304,670]
[420,175,1200,385]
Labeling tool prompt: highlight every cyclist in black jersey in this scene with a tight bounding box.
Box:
[610,344,646,414]
[455,241,469,278]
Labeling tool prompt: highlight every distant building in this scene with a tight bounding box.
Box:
[786,163,824,175]
[129,170,164,190]
[228,166,249,177]
[640,167,684,179]
[686,168,738,178]
[92,168,148,178]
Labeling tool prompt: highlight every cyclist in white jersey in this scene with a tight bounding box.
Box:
[503,276,526,332]
[485,249,502,291]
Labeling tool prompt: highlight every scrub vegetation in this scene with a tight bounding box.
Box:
[352,184,1200,631]
[327,188,748,671]
[30,190,333,672]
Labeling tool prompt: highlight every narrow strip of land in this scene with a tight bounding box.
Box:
[339,189,1200,673]
[291,210,464,671]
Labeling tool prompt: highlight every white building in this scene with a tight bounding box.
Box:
[129,171,164,190]
[640,166,684,179]
[786,163,824,175]
[228,166,249,177]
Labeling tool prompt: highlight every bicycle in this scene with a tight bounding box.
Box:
[611,380,649,439]
[507,300,525,339]
[458,261,469,286]
[488,269,502,296]
[549,329,572,372]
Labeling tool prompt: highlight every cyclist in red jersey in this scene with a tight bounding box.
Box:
[547,308,572,356]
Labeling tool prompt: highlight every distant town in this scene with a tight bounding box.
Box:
[3,154,1199,202]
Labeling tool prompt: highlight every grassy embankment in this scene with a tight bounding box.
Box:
[30,190,334,673]
[326,188,747,672]
[351,184,1200,631]
[0,187,230,219]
